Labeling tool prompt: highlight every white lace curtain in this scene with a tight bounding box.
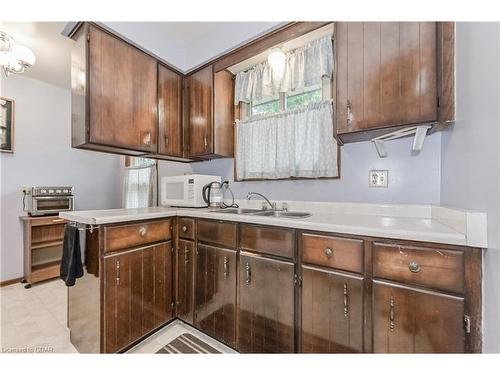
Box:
[236,100,338,180]
[234,36,333,105]
[123,159,157,208]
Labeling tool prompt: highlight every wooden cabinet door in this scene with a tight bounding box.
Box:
[301,266,364,353]
[158,64,183,157]
[103,242,173,353]
[336,22,437,135]
[103,249,141,353]
[195,244,237,347]
[187,65,213,157]
[176,239,195,323]
[238,252,295,353]
[88,25,157,152]
[142,242,174,333]
[373,281,466,353]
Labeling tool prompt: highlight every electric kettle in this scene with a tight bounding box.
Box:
[202,181,224,207]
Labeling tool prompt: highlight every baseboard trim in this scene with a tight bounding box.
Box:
[0,277,23,287]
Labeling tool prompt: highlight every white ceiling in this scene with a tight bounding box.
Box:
[0,22,283,88]
[0,22,73,88]
[103,22,283,71]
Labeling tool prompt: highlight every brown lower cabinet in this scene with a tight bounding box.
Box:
[70,218,481,354]
[194,244,237,348]
[103,241,174,353]
[176,239,195,323]
[301,265,364,353]
[372,281,465,353]
[237,252,295,353]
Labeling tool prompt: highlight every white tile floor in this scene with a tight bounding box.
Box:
[0,279,77,353]
[1,279,235,354]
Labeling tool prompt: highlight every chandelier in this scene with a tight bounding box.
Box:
[0,31,36,76]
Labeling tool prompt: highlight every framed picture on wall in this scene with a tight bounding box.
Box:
[0,97,15,153]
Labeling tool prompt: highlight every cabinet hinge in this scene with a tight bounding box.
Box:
[464,315,471,334]
[171,301,175,309]
[87,32,90,42]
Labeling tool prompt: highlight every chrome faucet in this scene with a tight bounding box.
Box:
[246,192,276,210]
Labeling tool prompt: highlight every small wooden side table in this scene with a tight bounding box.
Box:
[20,215,68,288]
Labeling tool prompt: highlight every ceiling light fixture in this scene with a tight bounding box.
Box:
[0,31,36,77]
[267,47,286,80]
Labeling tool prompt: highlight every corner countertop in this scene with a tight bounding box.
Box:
[59,202,488,248]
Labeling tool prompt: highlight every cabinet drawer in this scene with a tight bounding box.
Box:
[178,218,195,240]
[373,243,465,294]
[240,224,294,259]
[197,219,236,248]
[301,233,363,274]
[104,220,172,253]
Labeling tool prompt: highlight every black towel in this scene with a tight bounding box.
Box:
[60,224,84,286]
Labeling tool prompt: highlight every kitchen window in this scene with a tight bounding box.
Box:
[233,35,338,180]
[123,157,157,208]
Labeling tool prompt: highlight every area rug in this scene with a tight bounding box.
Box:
[156,333,221,354]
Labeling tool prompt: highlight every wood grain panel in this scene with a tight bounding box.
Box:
[240,224,294,259]
[88,25,157,152]
[104,219,171,253]
[195,244,237,347]
[158,64,183,157]
[336,22,438,139]
[197,219,237,248]
[187,65,213,157]
[213,69,234,157]
[437,22,455,124]
[238,252,295,353]
[301,266,364,353]
[176,240,195,323]
[373,281,465,353]
[301,233,364,273]
[373,242,464,293]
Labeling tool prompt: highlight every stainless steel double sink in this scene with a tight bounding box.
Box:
[212,208,311,219]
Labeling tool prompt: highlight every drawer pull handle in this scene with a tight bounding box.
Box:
[408,261,421,273]
[343,283,349,317]
[139,226,147,237]
[52,218,65,223]
[182,225,188,232]
[245,262,251,285]
[324,247,333,258]
[223,256,229,280]
[389,295,395,331]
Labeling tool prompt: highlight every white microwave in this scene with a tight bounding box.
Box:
[161,174,221,207]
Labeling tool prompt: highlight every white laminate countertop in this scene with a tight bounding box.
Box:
[59,202,488,248]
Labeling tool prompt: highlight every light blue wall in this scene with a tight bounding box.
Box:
[181,133,442,205]
[440,22,500,353]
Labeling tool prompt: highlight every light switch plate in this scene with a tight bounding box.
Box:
[369,170,388,188]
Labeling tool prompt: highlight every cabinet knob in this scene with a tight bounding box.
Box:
[324,247,333,258]
[182,225,188,233]
[408,261,421,273]
[139,226,147,237]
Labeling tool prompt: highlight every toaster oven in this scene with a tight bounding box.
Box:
[24,186,74,216]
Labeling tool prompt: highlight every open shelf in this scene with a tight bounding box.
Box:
[31,240,64,250]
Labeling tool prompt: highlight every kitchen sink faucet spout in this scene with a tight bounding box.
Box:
[246,192,276,210]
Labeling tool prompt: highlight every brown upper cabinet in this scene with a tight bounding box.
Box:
[158,64,183,157]
[72,24,158,155]
[335,22,452,143]
[186,65,234,158]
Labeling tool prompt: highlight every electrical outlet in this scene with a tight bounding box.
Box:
[369,170,388,188]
